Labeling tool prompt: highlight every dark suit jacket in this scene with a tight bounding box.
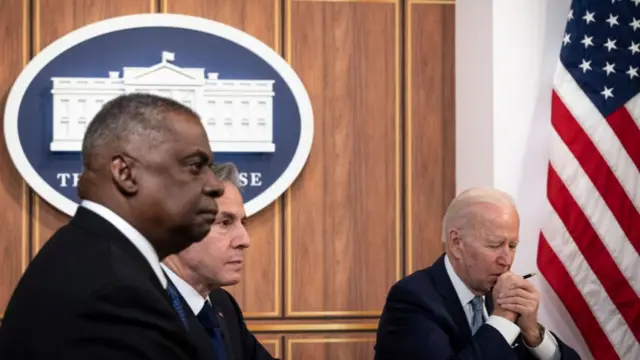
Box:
[165,277,219,360]
[209,288,277,360]
[374,254,581,360]
[165,276,276,360]
[0,206,209,360]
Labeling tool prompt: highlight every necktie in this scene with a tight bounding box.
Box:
[166,282,188,329]
[470,296,485,334]
[197,301,228,360]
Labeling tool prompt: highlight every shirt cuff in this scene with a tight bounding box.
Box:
[524,328,560,360]
[485,315,520,345]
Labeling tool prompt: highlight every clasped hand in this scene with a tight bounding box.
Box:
[491,272,543,346]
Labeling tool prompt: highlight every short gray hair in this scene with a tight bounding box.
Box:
[441,187,517,243]
[81,93,199,170]
[212,162,244,189]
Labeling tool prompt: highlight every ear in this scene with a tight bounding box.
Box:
[448,228,464,260]
[110,155,138,195]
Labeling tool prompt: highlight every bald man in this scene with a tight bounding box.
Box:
[374,187,580,360]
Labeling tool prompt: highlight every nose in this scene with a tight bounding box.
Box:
[496,245,513,267]
[233,226,250,249]
[203,167,224,198]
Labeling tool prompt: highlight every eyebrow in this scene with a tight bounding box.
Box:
[217,211,248,223]
[217,211,236,220]
[183,148,211,162]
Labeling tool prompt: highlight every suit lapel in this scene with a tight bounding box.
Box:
[430,255,473,343]
[186,306,219,360]
[71,207,169,296]
[214,308,237,360]
[164,276,218,360]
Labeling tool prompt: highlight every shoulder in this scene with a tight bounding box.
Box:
[210,288,243,318]
[387,266,437,301]
[378,264,448,325]
[210,288,236,305]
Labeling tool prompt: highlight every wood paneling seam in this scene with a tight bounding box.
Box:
[284,0,402,318]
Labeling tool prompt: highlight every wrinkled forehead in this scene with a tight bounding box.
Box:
[461,203,519,230]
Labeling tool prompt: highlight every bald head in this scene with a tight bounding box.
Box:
[442,187,518,244]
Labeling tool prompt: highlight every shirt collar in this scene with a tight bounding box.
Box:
[444,254,482,307]
[161,264,209,315]
[80,200,168,289]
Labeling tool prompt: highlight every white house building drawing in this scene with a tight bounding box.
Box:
[49,51,276,152]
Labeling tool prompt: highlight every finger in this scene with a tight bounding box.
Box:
[499,288,536,301]
[497,272,518,285]
[498,298,537,313]
[514,278,537,292]
[500,301,537,315]
[496,274,519,289]
[496,296,531,306]
[500,303,528,313]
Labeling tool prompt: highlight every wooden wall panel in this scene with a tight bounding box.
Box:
[163,0,282,318]
[31,0,156,252]
[256,335,283,359]
[285,0,400,317]
[286,334,376,360]
[0,3,458,358]
[0,0,30,316]
[164,0,279,51]
[405,0,455,273]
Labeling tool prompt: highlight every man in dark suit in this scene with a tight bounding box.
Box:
[0,93,225,359]
[162,162,276,360]
[374,187,581,360]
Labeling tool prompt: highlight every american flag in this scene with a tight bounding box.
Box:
[537,0,640,359]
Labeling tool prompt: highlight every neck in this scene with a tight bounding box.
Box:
[86,193,175,259]
[162,256,218,298]
[448,255,485,296]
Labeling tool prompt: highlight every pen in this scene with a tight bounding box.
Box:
[523,272,537,279]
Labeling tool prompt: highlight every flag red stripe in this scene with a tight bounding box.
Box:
[546,165,640,341]
[537,233,619,360]
[608,106,640,171]
[551,91,640,254]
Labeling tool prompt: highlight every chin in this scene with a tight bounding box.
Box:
[188,225,211,243]
[220,278,241,287]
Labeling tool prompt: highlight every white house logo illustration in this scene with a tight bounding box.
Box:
[4,14,314,217]
[50,51,276,153]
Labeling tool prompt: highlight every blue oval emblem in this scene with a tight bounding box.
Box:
[4,14,314,217]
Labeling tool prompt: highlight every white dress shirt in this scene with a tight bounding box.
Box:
[81,200,167,289]
[444,255,560,360]
[161,264,210,315]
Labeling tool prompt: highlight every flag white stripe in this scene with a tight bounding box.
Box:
[553,64,640,213]
[549,130,640,297]
[542,201,640,359]
[624,94,640,131]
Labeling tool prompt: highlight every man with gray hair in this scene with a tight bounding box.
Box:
[162,162,276,360]
[374,187,580,360]
[0,93,224,360]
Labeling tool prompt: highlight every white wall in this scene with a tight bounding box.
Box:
[456,1,592,359]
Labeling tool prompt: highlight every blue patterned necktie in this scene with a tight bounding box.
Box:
[166,282,188,329]
[470,296,485,334]
[197,301,228,360]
